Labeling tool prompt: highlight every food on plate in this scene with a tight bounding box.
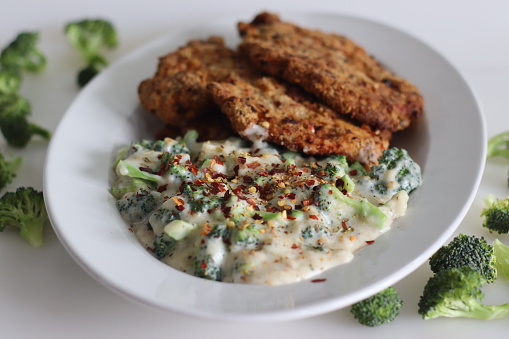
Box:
[119,12,425,284]
[238,12,424,132]
[111,131,421,284]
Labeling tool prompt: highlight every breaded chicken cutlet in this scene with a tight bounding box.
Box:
[138,37,391,166]
[238,12,424,132]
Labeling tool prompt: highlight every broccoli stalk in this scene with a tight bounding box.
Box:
[428,234,497,283]
[350,287,403,326]
[418,266,509,320]
[0,151,22,191]
[480,195,509,234]
[64,19,118,87]
[0,187,48,247]
[493,239,509,284]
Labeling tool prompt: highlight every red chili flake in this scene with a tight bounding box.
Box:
[258,170,269,177]
[157,184,168,192]
[366,240,375,245]
[232,187,245,199]
[189,165,199,175]
[311,278,326,283]
[253,213,263,220]
[342,220,349,230]
[328,190,333,195]
[287,216,297,220]
[243,176,254,184]
[233,165,239,176]
[246,161,260,169]
[349,169,358,176]
[287,192,296,199]
[302,199,312,206]
[291,243,298,249]
[309,215,319,220]
[176,205,185,212]
[200,261,208,269]
[306,179,316,186]
[238,157,247,164]
[213,155,224,166]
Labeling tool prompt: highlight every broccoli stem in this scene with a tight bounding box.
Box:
[19,218,45,247]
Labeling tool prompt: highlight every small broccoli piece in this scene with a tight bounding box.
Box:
[429,234,497,283]
[480,195,509,234]
[0,187,48,247]
[350,287,403,327]
[418,266,509,320]
[486,131,509,160]
[0,152,22,191]
[181,183,223,213]
[493,239,509,284]
[194,254,223,281]
[64,19,118,87]
[0,32,47,73]
[370,147,422,195]
[317,183,387,229]
[0,93,51,147]
[115,160,161,185]
[116,189,162,224]
[152,233,175,259]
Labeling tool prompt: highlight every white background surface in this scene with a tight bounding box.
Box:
[1,0,508,337]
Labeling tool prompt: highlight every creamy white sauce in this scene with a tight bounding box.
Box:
[112,134,418,285]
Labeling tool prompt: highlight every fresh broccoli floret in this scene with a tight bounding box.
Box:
[480,195,509,234]
[181,183,223,213]
[0,93,50,148]
[0,187,48,247]
[487,131,509,160]
[370,147,422,195]
[64,19,118,87]
[0,32,47,73]
[418,266,509,320]
[493,239,509,284]
[0,151,22,191]
[428,234,497,283]
[350,287,403,327]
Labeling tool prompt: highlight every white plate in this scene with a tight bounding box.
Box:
[43,12,485,322]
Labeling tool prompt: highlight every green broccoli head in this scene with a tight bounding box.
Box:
[370,147,422,195]
[429,234,497,283]
[0,93,51,147]
[0,187,48,247]
[418,266,509,320]
[64,19,118,87]
[481,195,509,234]
[350,287,403,327]
[0,152,22,191]
[0,32,47,73]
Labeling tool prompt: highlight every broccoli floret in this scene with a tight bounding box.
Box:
[64,19,118,87]
[480,195,509,234]
[116,189,162,224]
[370,147,422,195]
[152,233,175,259]
[0,92,51,148]
[493,239,509,284]
[487,131,509,160]
[0,187,48,247]
[418,266,509,320]
[350,287,403,327]
[0,32,47,73]
[181,183,223,213]
[194,254,222,281]
[0,151,22,191]
[429,234,497,283]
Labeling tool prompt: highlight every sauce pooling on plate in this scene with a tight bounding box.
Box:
[111,129,421,285]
